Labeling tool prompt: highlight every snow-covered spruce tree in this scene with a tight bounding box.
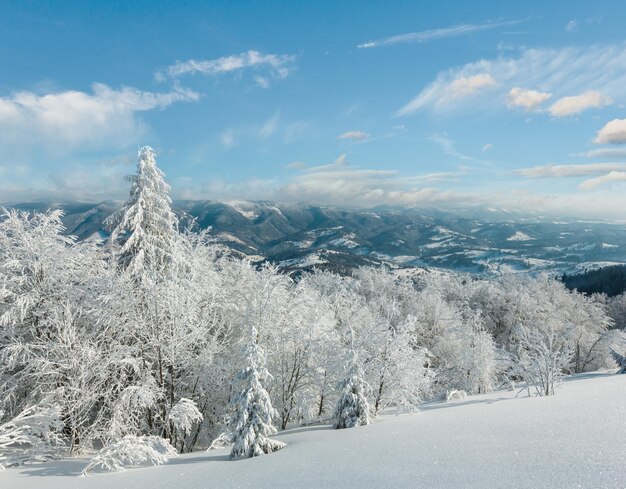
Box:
[610,349,626,373]
[107,146,178,281]
[332,349,371,429]
[227,326,285,459]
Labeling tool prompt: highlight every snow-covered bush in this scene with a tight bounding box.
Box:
[0,405,62,469]
[515,323,574,396]
[81,435,178,474]
[445,390,467,402]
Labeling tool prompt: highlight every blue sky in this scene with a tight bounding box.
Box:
[2,0,626,218]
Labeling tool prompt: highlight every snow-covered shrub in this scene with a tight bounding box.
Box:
[81,435,178,474]
[515,323,574,396]
[0,405,62,469]
[445,390,467,402]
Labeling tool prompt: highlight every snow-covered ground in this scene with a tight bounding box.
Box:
[3,372,625,488]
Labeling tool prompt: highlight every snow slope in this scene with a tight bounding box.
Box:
[3,372,625,488]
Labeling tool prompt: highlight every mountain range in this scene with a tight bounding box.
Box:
[5,200,626,276]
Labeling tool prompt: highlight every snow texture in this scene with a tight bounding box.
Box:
[1,373,624,488]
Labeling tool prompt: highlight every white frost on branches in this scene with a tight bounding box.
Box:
[168,398,203,437]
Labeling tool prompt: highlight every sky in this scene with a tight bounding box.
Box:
[2,0,626,218]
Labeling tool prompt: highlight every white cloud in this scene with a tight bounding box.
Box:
[548,91,612,117]
[428,133,485,163]
[578,148,626,159]
[514,162,626,178]
[0,83,198,151]
[259,114,279,138]
[337,130,369,141]
[482,143,493,152]
[358,19,523,48]
[595,119,626,144]
[0,159,132,202]
[507,87,552,111]
[254,76,270,89]
[397,44,626,116]
[449,74,497,98]
[158,50,295,85]
[579,171,626,190]
[566,20,578,32]
[282,156,466,207]
[397,74,496,115]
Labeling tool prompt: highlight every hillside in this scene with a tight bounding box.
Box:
[3,372,625,489]
[562,265,626,297]
[5,200,626,276]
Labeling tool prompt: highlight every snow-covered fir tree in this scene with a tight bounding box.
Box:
[107,146,179,281]
[227,327,285,459]
[332,349,371,429]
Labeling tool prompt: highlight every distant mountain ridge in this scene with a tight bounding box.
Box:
[4,200,626,276]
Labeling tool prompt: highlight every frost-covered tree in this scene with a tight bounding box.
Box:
[454,311,500,394]
[107,146,179,281]
[269,282,337,428]
[514,319,574,397]
[606,293,626,330]
[227,326,285,459]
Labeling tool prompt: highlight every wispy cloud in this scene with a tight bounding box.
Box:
[282,154,467,207]
[578,148,626,159]
[337,130,369,141]
[397,74,497,116]
[156,50,295,85]
[579,171,626,190]
[358,19,523,49]
[0,158,133,202]
[548,91,612,117]
[514,162,626,178]
[397,44,626,116]
[595,119,626,144]
[428,133,486,164]
[0,83,198,151]
[259,113,279,138]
